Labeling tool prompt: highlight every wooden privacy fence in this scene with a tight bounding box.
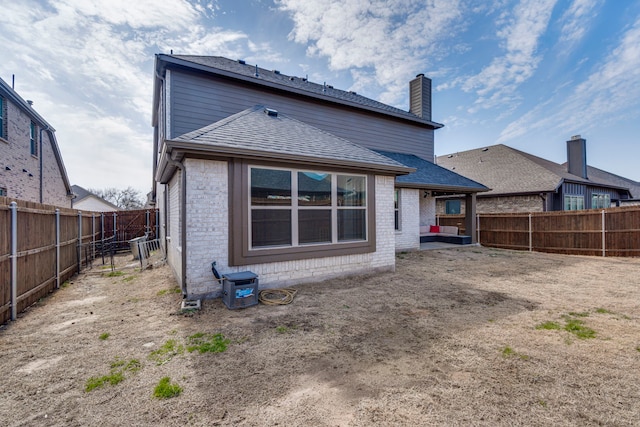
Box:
[102,209,160,251]
[438,206,640,257]
[0,197,159,325]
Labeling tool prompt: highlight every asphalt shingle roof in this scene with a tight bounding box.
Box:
[169,106,413,174]
[163,55,443,128]
[376,151,488,192]
[436,144,633,196]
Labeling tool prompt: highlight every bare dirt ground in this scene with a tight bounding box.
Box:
[1,246,640,426]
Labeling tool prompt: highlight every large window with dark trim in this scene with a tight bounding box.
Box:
[250,167,367,249]
[30,121,38,156]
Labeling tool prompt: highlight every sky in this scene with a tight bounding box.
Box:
[1,0,639,198]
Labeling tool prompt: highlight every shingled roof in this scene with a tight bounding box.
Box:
[158,106,414,183]
[376,151,488,193]
[436,144,632,196]
[156,54,443,129]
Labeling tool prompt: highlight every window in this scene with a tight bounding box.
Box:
[445,200,461,214]
[0,187,6,197]
[564,195,584,211]
[394,189,400,230]
[230,160,376,265]
[592,193,611,209]
[0,96,4,139]
[249,167,367,249]
[30,121,38,156]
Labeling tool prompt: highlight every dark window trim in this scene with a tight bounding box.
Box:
[229,159,377,266]
[30,121,38,157]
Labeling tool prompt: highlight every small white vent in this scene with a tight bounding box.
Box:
[264,108,278,117]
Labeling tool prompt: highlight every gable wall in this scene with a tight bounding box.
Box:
[167,69,435,161]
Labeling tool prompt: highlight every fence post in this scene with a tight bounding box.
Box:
[112,211,117,243]
[100,213,105,264]
[10,202,18,321]
[77,211,82,272]
[145,210,150,236]
[55,209,60,289]
[602,210,606,257]
[528,213,532,252]
[476,214,480,244]
[91,214,95,261]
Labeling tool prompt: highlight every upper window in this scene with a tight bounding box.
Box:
[30,121,38,156]
[445,199,461,214]
[564,195,584,211]
[592,193,611,209]
[0,96,4,139]
[250,167,367,249]
[0,187,6,197]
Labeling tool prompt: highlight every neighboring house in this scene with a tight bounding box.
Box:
[71,185,119,212]
[436,137,639,214]
[0,77,73,207]
[152,55,487,299]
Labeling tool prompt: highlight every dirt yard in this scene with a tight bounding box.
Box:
[1,247,640,426]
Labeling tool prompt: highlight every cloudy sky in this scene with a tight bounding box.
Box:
[1,0,639,197]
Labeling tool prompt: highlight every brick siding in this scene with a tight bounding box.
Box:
[180,159,396,299]
[0,97,70,207]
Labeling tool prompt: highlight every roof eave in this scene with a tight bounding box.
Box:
[158,139,414,182]
[397,182,490,193]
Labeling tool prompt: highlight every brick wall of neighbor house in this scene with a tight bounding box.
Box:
[395,188,420,251]
[40,130,70,207]
[420,194,437,226]
[437,195,544,215]
[182,159,397,298]
[0,99,70,206]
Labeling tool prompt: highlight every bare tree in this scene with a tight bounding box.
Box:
[89,186,144,210]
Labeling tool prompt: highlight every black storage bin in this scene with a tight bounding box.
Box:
[222,271,259,309]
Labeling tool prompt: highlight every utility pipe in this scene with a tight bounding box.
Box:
[10,202,17,321]
[167,158,187,296]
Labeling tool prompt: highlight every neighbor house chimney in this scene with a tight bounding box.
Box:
[567,135,588,179]
[409,73,432,121]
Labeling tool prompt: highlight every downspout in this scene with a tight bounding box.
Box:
[167,158,187,296]
[39,126,49,204]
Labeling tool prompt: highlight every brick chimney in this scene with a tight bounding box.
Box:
[567,135,588,179]
[409,73,432,121]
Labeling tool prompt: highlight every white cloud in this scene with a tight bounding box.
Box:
[498,16,640,143]
[276,0,463,106]
[559,0,603,45]
[0,0,268,195]
[462,0,558,113]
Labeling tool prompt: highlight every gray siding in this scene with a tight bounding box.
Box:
[168,69,435,161]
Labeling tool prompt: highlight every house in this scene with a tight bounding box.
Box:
[0,76,73,207]
[436,137,640,214]
[151,55,487,299]
[71,185,119,212]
